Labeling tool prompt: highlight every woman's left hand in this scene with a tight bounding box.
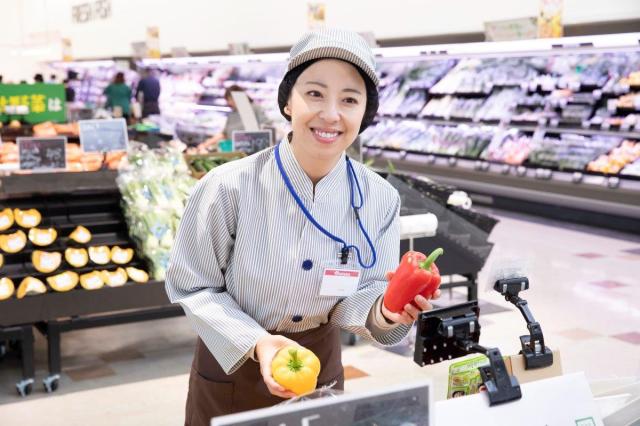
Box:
[380,271,441,325]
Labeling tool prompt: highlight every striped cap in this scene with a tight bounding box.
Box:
[287,28,379,86]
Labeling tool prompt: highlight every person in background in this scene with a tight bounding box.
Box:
[0,75,3,84]
[34,74,44,83]
[49,74,57,83]
[64,79,76,103]
[104,72,132,121]
[196,85,269,152]
[135,68,161,118]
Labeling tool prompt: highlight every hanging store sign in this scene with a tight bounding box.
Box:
[307,2,326,30]
[17,137,67,171]
[538,0,563,38]
[72,0,111,24]
[485,18,538,42]
[146,27,161,59]
[0,84,66,124]
[62,37,73,62]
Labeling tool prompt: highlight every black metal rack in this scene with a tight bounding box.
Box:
[0,171,183,396]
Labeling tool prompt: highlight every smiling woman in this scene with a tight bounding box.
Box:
[165,28,439,426]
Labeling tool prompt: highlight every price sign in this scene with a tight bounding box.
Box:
[17,137,67,171]
[213,380,432,426]
[231,130,272,155]
[79,119,129,153]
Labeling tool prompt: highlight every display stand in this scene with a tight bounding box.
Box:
[0,325,35,396]
[414,275,556,407]
[0,171,182,395]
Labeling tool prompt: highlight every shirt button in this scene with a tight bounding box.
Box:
[292,315,303,323]
[302,259,313,270]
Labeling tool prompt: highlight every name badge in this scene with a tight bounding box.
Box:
[319,267,361,297]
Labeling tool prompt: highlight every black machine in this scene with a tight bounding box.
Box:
[413,277,554,406]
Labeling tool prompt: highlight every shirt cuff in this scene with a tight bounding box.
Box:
[368,296,400,331]
[248,344,258,362]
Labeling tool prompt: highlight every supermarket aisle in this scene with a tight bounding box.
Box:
[0,208,638,425]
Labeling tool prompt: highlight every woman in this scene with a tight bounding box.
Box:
[196,85,269,152]
[166,28,440,425]
[104,72,132,120]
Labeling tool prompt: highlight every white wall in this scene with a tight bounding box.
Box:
[1,0,639,81]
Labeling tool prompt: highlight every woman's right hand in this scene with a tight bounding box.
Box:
[255,334,300,399]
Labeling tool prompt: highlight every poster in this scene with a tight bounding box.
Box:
[0,84,66,124]
[146,26,161,58]
[538,0,563,38]
[307,2,326,30]
[62,37,73,62]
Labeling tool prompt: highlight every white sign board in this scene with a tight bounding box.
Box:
[435,373,603,426]
[213,380,433,426]
[79,118,129,153]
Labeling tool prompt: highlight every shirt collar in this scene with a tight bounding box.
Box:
[277,137,348,202]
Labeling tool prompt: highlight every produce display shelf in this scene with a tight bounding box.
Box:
[0,171,183,396]
[366,147,640,233]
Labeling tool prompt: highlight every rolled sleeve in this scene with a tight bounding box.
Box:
[165,172,268,374]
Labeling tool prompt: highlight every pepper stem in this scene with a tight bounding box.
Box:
[419,248,444,270]
[287,348,303,372]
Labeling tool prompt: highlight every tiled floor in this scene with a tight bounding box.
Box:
[0,208,639,425]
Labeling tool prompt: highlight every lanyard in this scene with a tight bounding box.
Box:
[274,143,377,269]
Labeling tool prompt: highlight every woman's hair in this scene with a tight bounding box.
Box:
[114,72,125,84]
[277,59,378,133]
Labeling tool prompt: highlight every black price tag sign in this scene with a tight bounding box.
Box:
[79,118,129,153]
[17,137,67,171]
[232,130,272,155]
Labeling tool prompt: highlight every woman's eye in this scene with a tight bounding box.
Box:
[344,97,359,104]
[307,90,322,97]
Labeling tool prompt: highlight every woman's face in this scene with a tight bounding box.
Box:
[287,59,367,163]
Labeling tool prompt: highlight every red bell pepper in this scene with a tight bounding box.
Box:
[383,248,444,314]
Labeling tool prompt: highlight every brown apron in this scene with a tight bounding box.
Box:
[185,323,344,426]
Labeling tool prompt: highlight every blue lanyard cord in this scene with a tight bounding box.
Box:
[274,143,377,269]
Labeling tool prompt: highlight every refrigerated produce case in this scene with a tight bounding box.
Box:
[137,33,640,232]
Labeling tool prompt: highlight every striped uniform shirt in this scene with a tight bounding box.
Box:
[165,139,410,374]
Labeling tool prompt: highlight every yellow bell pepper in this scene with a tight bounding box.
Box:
[271,346,321,396]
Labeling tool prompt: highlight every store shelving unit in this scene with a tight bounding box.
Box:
[0,171,182,396]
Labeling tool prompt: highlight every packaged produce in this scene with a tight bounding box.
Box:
[126,267,149,283]
[32,251,62,273]
[47,271,79,292]
[481,130,533,165]
[65,247,89,268]
[16,277,47,298]
[587,140,640,174]
[0,208,14,231]
[13,208,42,228]
[0,230,27,253]
[0,278,15,301]
[88,246,111,265]
[272,346,321,396]
[69,225,92,244]
[621,158,640,177]
[28,228,57,247]
[528,134,620,170]
[80,271,105,290]
[117,142,197,279]
[383,248,443,314]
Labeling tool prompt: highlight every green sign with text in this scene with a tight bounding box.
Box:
[0,84,66,124]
